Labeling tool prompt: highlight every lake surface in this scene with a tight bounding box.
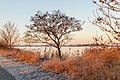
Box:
[14,45,92,57]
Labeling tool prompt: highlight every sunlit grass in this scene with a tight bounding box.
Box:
[41,47,120,80]
[0,48,40,64]
[0,47,120,80]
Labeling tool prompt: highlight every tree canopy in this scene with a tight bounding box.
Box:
[24,10,83,58]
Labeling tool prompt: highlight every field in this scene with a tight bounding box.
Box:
[0,46,120,80]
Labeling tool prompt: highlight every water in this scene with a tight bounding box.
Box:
[14,46,90,57]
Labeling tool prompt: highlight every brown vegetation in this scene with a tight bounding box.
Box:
[0,42,120,80]
[0,48,40,64]
[41,47,120,80]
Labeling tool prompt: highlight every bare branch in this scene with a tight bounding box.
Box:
[0,21,19,48]
[24,10,83,58]
[91,0,120,42]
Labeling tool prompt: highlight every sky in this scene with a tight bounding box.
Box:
[0,0,104,44]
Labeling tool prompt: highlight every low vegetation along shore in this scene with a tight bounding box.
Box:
[0,46,120,80]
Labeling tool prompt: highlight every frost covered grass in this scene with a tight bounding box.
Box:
[0,48,40,64]
[41,47,120,80]
[0,47,120,80]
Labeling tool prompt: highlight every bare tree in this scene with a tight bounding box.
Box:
[91,0,120,42]
[24,10,83,58]
[0,22,19,48]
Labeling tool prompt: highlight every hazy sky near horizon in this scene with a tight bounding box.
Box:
[0,0,104,44]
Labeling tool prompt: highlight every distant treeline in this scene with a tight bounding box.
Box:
[12,43,120,47]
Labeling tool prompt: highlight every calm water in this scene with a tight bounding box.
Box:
[15,46,91,57]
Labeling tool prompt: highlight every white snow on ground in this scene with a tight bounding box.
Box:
[0,56,70,80]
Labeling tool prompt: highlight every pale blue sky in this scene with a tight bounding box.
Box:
[0,0,103,44]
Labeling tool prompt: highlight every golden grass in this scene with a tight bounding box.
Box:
[41,58,77,76]
[15,50,40,64]
[0,47,120,80]
[0,48,40,64]
[41,47,120,80]
[76,47,120,80]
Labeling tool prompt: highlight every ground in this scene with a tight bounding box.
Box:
[0,66,16,80]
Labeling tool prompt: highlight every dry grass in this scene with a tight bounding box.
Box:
[76,47,120,80]
[0,48,40,64]
[0,46,120,80]
[14,50,40,64]
[41,47,120,80]
[41,58,78,77]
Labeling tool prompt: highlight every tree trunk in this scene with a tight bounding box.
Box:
[57,46,62,59]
